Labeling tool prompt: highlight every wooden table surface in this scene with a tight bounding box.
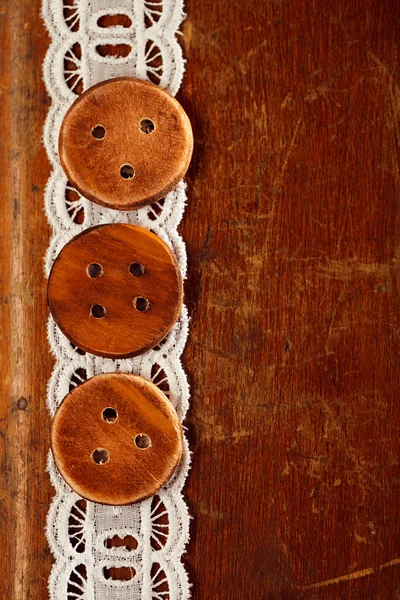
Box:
[1,0,400,598]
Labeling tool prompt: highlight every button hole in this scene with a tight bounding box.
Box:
[87,263,103,278]
[120,164,135,179]
[90,304,106,318]
[102,407,118,423]
[92,448,109,464]
[129,262,146,277]
[133,297,150,312]
[135,434,152,449]
[92,125,106,139]
[139,118,155,134]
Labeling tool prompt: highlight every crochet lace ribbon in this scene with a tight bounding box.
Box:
[42,2,190,598]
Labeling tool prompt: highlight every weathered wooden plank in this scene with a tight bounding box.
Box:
[1,0,400,598]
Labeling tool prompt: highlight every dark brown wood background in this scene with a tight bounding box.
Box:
[1,0,400,598]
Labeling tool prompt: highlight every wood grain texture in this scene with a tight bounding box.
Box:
[1,0,400,598]
[180,1,400,598]
[0,0,53,598]
[59,77,194,210]
[51,373,183,505]
[47,223,183,358]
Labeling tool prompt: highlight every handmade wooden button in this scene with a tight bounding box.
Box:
[51,373,183,505]
[47,224,183,358]
[59,77,193,210]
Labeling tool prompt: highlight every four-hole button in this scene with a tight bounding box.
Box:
[47,224,183,358]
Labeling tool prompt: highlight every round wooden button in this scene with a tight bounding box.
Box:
[47,224,183,358]
[51,373,183,505]
[59,77,193,210]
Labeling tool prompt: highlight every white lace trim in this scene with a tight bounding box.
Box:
[42,1,190,598]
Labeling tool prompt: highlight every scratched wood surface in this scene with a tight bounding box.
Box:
[1,0,400,598]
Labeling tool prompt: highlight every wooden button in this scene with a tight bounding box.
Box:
[47,224,183,358]
[59,77,193,210]
[51,373,183,505]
